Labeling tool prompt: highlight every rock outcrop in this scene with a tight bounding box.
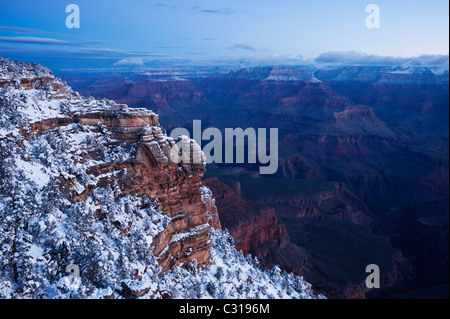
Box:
[78,76,208,117]
[202,177,289,257]
[73,109,212,270]
[272,182,376,230]
[1,56,217,272]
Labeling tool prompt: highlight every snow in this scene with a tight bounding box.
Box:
[17,91,63,123]
[265,74,322,82]
[170,224,210,243]
[28,244,44,260]
[15,157,51,189]
[0,128,9,137]
[264,67,321,82]
[200,185,213,203]
[156,229,324,299]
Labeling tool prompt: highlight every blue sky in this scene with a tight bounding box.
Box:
[0,0,448,70]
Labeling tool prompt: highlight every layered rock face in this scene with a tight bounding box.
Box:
[73,109,212,270]
[203,177,289,257]
[271,182,375,230]
[314,66,450,136]
[273,104,448,215]
[201,172,403,298]
[0,56,216,272]
[280,82,350,109]
[0,58,55,89]
[79,75,208,116]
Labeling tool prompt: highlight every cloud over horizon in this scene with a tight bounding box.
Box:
[199,8,241,14]
[0,36,108,47]
[228,44,256,52]
[315,51,449,68]
[0,26,47,34]
[113,57,145,66]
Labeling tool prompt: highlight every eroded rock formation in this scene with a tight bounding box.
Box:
[202,177,289,258]
[1,56,218,273]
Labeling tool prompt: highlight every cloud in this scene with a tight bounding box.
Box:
[0,25,85,40]
[202,54,309,67]
[157,45,186,49]
[200,8,238,14]
[0,44,167,64]
[0,26,47,34]
[315,51,449,68]
[228,44,256,52]
[186,51,207,55]
[81,48,165,58]
[316,51,404,65]
[113,58,145,66]
[151,3,177,9]
[111,54,190,67]
[411,55,450,67]
[189,6,243,15]
[0,36,68,45]
[0,36,108,47]
[70,40,110,46]
[0,43,185,71]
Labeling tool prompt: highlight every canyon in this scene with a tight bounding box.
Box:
[2,56,325,299]
[57,64,449,298]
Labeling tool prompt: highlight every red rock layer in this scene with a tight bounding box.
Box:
[202,177,289,256]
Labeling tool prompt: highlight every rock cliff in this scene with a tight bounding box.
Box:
[1,56,215,277]
[202,177,289,257]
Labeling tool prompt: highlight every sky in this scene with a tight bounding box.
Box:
[0,0,448,71]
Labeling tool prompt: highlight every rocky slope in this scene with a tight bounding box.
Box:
[314,66,449,136]
[0,56,320,299]
[203,177,289,257]
[278,106,448,213]
[202,172,400,299]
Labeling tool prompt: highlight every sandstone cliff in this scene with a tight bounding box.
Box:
[202,177,289,257]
